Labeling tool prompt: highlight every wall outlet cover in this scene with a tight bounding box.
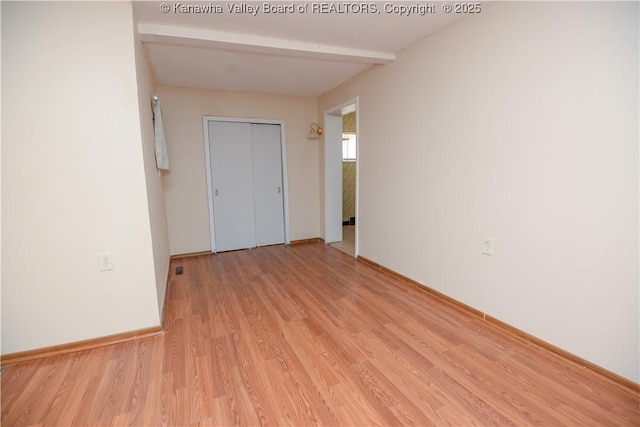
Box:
[482,238,493,255]
[98,253,114,271]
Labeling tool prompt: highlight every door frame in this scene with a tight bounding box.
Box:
[324,97,359,256]
[203,116,290,253]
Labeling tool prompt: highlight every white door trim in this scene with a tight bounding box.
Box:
[203,116,290,253]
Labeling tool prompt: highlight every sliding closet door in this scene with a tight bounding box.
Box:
[208,121,256,252]
[251,124,285,246]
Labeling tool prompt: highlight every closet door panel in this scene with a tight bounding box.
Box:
[251,124,285,247]
[209,121,256,252]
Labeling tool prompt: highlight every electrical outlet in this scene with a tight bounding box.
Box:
[98,253,114,271]
[482,238,493,256]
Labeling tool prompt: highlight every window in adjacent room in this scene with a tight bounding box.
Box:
[342,133,356,161]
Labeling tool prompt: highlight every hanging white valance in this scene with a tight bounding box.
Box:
[152,95,170,170]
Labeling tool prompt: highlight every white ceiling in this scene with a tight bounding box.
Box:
[133,1,470,96]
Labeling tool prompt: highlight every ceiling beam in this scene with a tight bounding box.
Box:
[138,23,395,64]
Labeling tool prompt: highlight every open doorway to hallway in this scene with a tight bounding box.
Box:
[329,106,356,257]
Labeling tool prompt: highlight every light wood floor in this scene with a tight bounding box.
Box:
[2,243,638,426]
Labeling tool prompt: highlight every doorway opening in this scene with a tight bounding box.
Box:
[324,100,358,257]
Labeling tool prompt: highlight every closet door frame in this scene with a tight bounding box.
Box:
[203,116,290,253]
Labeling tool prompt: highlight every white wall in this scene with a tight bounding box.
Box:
[133,22,171,316]
[158,87,320,255]
[2,2,161,354]
[320,2,639,382]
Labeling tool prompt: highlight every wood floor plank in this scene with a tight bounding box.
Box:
[331,382,388,426]
[2,243,638,426]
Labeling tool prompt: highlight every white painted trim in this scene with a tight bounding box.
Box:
[354,97,360,257]
[203,116,216,252]
[202,116,290,253]
[324,99,360,117]
[138,23,395,64]
[279,124,291,245]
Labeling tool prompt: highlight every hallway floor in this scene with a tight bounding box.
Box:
[329,225,355,257]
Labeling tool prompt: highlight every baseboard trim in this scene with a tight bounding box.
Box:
[290,238,325,245]
[483,314,640,393]
[170,250,212,259]
[161,264,173,331]
[357,256,485,319]
[356,255,640,395]
[0,326,163,366]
